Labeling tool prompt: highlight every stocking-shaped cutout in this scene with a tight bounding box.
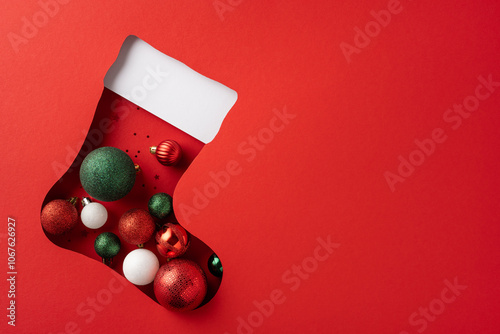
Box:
[41,36,237,311]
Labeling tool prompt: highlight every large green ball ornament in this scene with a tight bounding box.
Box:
[94,232,121,264]
[80,147,136,202]
[148,192,173,219]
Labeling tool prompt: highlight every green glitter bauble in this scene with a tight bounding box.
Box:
[94,232,121,259]
[80,147,136,202]
[208,253,223,277]
[148,193,173,219]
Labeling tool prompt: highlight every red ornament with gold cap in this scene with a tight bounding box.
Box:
[150,140,182,166]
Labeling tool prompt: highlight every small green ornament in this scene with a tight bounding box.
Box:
[148,192,173,219]
[80,147,136,202]
[208,253,223,277]
[95,232,121,265]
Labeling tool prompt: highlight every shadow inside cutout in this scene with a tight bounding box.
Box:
[41,36,237,310]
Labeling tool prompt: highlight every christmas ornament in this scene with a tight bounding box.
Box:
[155,223,190,259]
[94,232,121,265]
[154,259,208,312]
[150,140,182,166]
[123,249,159,285]
[40,198,78,235]
[148,192,173,219]
[208,253,223,277]
[80,147,136,202]
[118,208,155,246]
[80,197,108,229]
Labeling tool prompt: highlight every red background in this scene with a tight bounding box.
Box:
[2,1,500,333]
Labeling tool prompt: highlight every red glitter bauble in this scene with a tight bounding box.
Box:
[150,140,182,166]
[155,223,190,259]
[41,199,78,235]
[154,259,207,312]
[118,209,155,245]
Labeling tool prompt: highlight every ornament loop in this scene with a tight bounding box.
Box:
[81,197,92,207]
[68,197,79,206]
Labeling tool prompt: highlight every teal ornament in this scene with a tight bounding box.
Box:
[148,193,173,219]
[80,147,136,202]
[208,253,223,277]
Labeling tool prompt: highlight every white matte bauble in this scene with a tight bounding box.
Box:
[81,202,108,229]
[123,249,159,285]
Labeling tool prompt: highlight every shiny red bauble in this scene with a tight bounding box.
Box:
[118,208,155,245]
[154,259,207,312]
[155,223,190,259]
[150,140,182,166]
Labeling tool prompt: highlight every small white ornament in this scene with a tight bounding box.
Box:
[81,198,108,229]
[123,249,159,286]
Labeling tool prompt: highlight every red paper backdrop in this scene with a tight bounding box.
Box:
[1,1,500,333]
